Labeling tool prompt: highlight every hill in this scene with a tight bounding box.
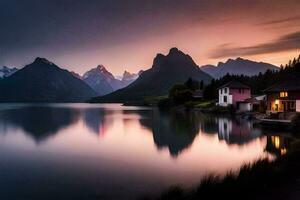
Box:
[90,48,212,103]
[0,57,96,102]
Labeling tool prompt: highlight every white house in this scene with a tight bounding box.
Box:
[218,81,251,108]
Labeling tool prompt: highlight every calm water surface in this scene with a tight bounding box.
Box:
[0,104,292,199]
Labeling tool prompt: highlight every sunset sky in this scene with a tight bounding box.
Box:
[1,0,300,75]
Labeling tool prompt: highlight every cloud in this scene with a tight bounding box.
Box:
[210,31,300,59]
[258,16,300,26]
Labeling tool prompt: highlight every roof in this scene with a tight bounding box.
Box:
[264,80,300,93]
[244,95,266,103]
[218,80,250,90]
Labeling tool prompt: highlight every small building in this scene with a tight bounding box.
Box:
[239,95,266,112]
[264,81,300,113]
[218,81,251,108]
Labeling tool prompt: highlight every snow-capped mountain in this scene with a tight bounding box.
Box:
[0,66,18,79]
[122,70,138,82]
[82,66,141,96]
[82,65,116,96]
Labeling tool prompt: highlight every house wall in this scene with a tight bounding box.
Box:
[230,88,251,105]
[218,87,233,106]
[267,92,300,112]
[297,100,300,112]
[238,102,251,112]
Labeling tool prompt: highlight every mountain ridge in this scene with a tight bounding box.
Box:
[90,48,212,103]
[201,57,279,78]
[0,66,18,79]
[0,57,96,102]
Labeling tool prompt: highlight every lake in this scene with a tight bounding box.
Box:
[0,104,292,200]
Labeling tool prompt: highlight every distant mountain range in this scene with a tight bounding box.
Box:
[90,48,213,103]
[0,66,18,79]
[80,66,139,96]
[0,58,96,102]
[0,50,282,103]
[201,57,278,78]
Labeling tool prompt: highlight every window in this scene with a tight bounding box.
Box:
[224,88,227,93]
[224,96,227,103]
[220,89,223,94]
[280,91,288,98]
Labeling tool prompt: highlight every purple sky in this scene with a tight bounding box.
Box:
[1,0,300,75]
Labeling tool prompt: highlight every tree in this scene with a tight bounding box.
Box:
[200,80,204,90]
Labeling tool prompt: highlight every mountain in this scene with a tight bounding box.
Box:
[121,70,139,86]
[201,57,278,78]
[82,65,116,96]
[90,48,212,103]
[0,57,96,102]
[82,67,140,96]
[70,71,82,80]
[122,70,138,81]
[0,66,18,79]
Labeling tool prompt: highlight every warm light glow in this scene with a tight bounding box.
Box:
[272,136,281,149]
[280,92,288,98]
[275,99,280,105]
[281,148,287,155]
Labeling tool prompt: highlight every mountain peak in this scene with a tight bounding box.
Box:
[236,57,244,61]
[122,70,138,81]
[168,47,187,57]
[168,47,180,54]
[34,57,53,65]
[96,64,107,71]
[123,70,131,76]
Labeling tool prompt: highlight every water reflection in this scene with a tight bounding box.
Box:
[82,108,106,135]
[0,104,293,200]
[265,134,293,156]
[217,117,262,145]
[0,106,79,143]
[0,106,274,155]
[140,110,200,157]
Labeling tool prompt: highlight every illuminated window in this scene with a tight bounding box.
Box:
[280,91,288,97]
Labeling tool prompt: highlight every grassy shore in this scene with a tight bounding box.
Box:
[144,139,300,200]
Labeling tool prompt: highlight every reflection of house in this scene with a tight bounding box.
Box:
[265,135,292,156]
[264,81,300,113]
[218,81,251,108]
[218,118,261,145]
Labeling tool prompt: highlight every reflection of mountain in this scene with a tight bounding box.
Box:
[0,106,79,142]
[217,117,262,145]
[82,108,106,135]
[140,110,200,157]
